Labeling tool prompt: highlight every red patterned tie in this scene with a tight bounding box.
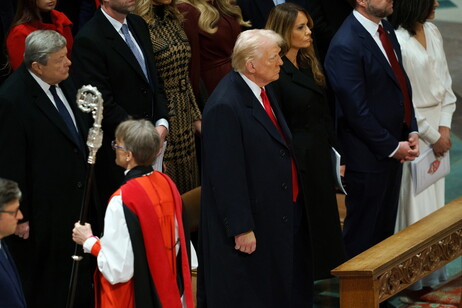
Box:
[261,88,299,203]
[378,25,412,127]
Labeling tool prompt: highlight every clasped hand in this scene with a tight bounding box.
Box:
[393,133,419,163]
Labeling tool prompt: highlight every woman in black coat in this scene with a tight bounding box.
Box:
[266,2,346,280]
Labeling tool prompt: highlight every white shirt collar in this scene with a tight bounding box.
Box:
[100,7,127,33]
[353,9,382,37]
[239,72,264,103]
[28,69,58,92]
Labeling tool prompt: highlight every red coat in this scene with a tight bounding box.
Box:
[6,10,73,70]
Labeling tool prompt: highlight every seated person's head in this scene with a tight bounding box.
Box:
[0,178,23,239]
[24,30,70,85]
[114,119,161,169]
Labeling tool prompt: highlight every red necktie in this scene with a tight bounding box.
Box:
[378,25,412,127]
[261,88,299,203]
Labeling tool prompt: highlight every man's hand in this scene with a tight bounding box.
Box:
[433,126,451,157]
[404,133,420,161]
[193,120,202,135]
[72,221,94,246]
[155,125,168,145]
[393,141,413,163]
[234,231,256,254]
[15,221,30,239]
[339,165,346,177]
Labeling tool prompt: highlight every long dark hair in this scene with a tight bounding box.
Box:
[388,0,434,35]
[265,2,325,86]
[11,0,49,27]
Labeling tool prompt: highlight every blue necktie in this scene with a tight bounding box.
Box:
[121,24,148,79]
[49,85,83,149]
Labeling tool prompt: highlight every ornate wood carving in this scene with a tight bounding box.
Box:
[378,229,462,301]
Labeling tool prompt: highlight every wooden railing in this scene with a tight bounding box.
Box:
[332,196,462,307]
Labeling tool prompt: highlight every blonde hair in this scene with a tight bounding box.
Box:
[177,0,250,34]
[232,29,283,73]
[135,0,183,24]
[265,3,326,86]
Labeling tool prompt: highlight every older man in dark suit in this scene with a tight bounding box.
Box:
[0,178,26,308]
[71,0,169,207]
[0,30,96,307]
[199,29,313,308]
[325,0,419,259]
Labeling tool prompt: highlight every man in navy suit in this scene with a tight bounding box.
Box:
[0,178,26,308]
[324,0,419,259]
[199,29,313,308]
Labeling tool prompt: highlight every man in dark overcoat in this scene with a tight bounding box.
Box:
[0,30,97,307]
[198,29,313,308]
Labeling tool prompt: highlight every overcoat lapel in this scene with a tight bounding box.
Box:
[233,73,290,148]
[281,58,323,95]
[20,67,86,156]
[0,242,25,304]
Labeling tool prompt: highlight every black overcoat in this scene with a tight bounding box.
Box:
[0,64,95,307]
[199,71,312,307]
[270,57,346,279]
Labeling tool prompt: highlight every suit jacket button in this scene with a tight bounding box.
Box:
[281,183,288,190]
[280,149,286,158]
[77,181,83,189]
[282,216,288,223]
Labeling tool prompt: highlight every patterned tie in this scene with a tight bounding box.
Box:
[49,85,83,149]
[261,88,299,203]
[121,24,148,79]
[378,25,412,127]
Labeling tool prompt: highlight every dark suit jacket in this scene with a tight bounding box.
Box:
[0,240,26,308]
[237,0,351,60]
[199,71,310,307]
[325,14,417,172]
[0,65,95,307]
[71,9,169,204]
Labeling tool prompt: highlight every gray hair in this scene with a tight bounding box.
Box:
[0,178,21,211]
[23,30,67,68]
[115,119,160,166]
[232,29,284,73]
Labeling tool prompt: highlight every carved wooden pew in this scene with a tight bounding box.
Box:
[332,196,462,307]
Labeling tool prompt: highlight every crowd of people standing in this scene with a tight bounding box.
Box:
[0,0,456,307]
